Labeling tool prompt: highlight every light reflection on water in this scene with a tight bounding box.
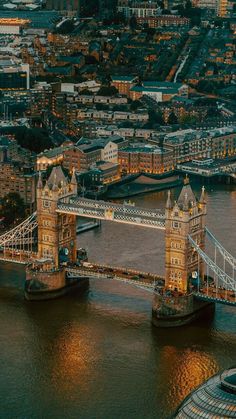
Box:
[0,183,235,419]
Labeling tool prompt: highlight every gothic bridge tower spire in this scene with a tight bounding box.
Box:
[37,166,78,268]
[165,180,207,293]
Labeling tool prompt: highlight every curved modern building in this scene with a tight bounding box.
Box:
[174,367,236,418]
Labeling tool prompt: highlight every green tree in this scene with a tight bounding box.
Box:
[97,86,118,96]
[148,109,164,125]
[55,20,75,34]
[15,127,53,153]
[81,89,93,95]
[167,112,178,125]
[129,15,138,30]
[130,100,142,111]
[197,80,216,94]
[0,193,25,226]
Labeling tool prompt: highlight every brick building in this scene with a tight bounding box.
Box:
[0,161,36,206]
[118,145,173,174]
[111,76,138,97]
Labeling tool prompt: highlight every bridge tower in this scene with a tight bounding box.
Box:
[37,166,77,268]
[165,180,207,292]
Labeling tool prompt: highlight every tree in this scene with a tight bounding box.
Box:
[81,89,93,95]
[148,109,164,125]
[0,193,25,226]
[130,100,142,111]
[55,20,75,34]
[97,86,118,96]
[129,15,138,30]
[167,112,178,125]
[85,55,98,64]
[197,80,216,94]
[15,127,53,153]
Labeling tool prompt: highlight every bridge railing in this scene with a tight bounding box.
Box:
[68,197,165,219]
[66,267,155,292]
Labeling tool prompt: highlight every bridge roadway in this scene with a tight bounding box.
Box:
[195,287,236,306]
[66,267,155,293]
[0,252,235,305]
[68,267,236,305]
[0,251,37,264]
[57,197,166,229]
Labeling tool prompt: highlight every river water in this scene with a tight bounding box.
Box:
[0,183,236,419]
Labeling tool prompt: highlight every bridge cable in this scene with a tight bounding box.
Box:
[205,227,236,270]
[188,235,236,292]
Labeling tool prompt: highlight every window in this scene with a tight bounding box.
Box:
[171,257,181,265]
[191,217,199,226]
[43,248,52,257]
[172,221,180,229]
[43,200,51,208]
[171,242,182,249]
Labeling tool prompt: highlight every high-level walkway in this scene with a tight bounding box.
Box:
[57,197,166,229]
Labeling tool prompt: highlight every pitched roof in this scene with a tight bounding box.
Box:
[48,166,68,188]
[177,182,196,209]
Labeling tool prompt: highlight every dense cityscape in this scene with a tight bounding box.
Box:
[0,1,235,418]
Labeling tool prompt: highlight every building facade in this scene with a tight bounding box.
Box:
[118,145,173,174]
[111,76,138,97]
[0,161,36,206]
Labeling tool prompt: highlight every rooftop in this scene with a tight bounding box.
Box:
[121,144,163,154]
[130,86,179,94]
[175,367,236,418]
[0,10,61,29]
[111,75,137,82]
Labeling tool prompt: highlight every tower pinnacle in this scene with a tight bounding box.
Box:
[184,174,189,185]
[52,173,58,192]
[199,186,206,204]
[70,167,77,195]
[37,171,43,189]
[166,190,172,209]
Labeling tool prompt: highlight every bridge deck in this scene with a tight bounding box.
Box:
[66,268,155,292]
[57,197,166,229]
[194,292,236,306]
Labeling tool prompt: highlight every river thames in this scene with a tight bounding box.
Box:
[0,183,236,419]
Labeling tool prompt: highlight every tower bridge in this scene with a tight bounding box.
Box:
[0,166,235,326]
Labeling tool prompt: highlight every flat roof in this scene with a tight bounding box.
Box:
[0,17,30,25]
[0,10,61,29]
[111,75,137,82]
[130,86,179,94]
[142,81,183,88]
